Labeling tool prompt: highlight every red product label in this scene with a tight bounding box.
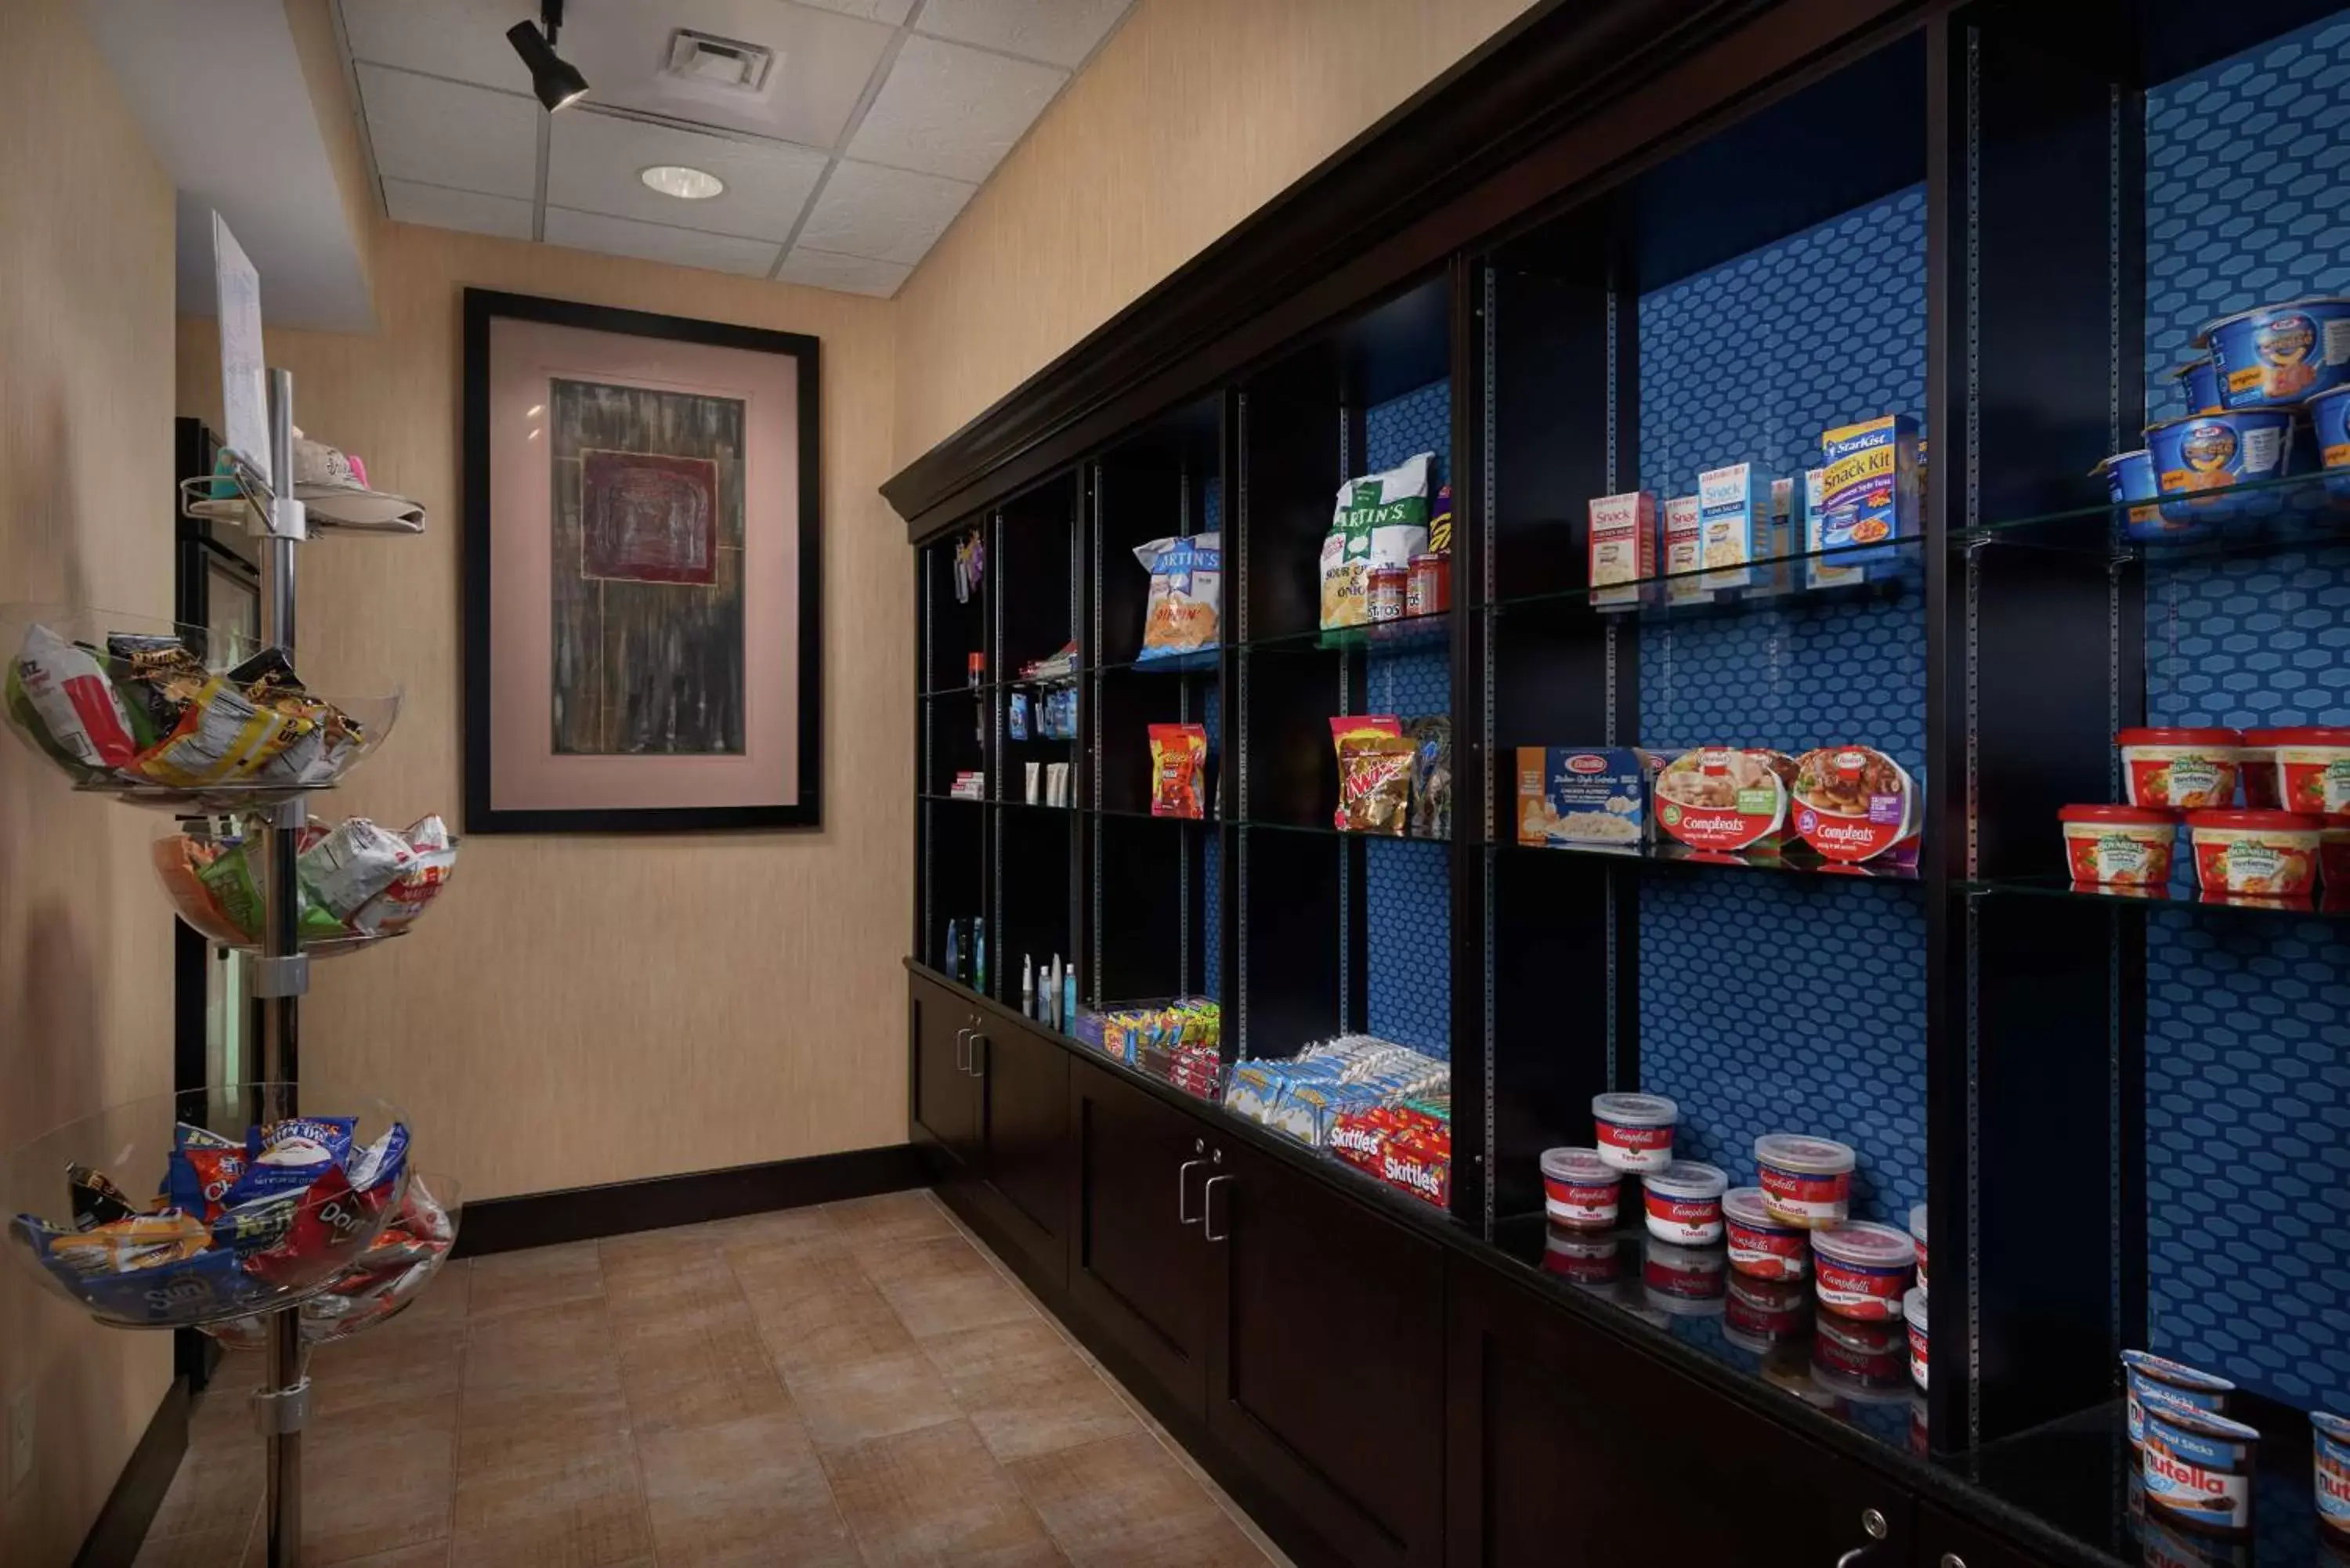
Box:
[1724,1290,1806,1340]
[1759,1165,1851,1206]
[1726,1220,1809,1279]
[1542,1176,1619,1227]
[1380,1144,1450,1208]
[1643,1254,1723,1300]
[63,674,139,767]
[1815,1255,1909,1321]
[1544,1246,1620,1286]
[1813,1330,1904,1384]
[1645,1192,1720,1227]
[1596,1120,1672,1151]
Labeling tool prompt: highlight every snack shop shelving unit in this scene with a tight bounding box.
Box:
[899,2,2350,1564]
[3,366,454,1568]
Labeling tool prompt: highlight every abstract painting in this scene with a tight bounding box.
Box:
[464,290,822,833]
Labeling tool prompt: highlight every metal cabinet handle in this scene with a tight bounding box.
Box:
[1939,1555,1968,1568]
[954,1027,971,1072]
[1833,1508,1889,1567]
[1202,1175,1233,1241]
[1177,1159,1204,1223]
[968,1034,988,1077]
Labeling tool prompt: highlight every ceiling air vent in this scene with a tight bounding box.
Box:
[663,30,776,94]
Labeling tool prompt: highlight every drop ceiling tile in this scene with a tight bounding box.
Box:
[778,247,910,298]
[845,36,1067,184]
[338,0,537,91]
[915,0,1133,69]
[792,0,916,23]
[561,0,894,149]
[794,161,975,266]
[356,64,540,199]
[548,110,826,241]
[544,208,783,276]
[381,178,534,240]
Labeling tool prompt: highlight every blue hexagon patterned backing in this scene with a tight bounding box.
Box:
[1203,477,1224,1003]
[2143,14,2350,1415]
[1362,381,1453,1059]
[1630,191,1930,1227]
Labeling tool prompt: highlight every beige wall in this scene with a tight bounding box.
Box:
[0,0,180,1560]
[175,222,907,1203]
[891,0,1537,465]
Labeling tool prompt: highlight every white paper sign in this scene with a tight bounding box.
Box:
[212,213,270,489]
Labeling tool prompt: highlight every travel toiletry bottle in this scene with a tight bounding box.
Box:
[1022,955,1035,1019]
[1064,963,1078,1030]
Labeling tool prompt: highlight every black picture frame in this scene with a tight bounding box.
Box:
[461,287,822,833]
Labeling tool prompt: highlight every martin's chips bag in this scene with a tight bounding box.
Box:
[1321,455,1433,630]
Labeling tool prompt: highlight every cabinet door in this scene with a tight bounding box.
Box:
[1445,1255,1913,1568]
[1065,1061,1216,1415]
[1204,1138,1446,1568]
[973,1017,1070,1289]
[1914,1505,2060,1568]
[909,976,978,1169]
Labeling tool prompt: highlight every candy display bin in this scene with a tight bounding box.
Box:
[201,1173,462,1352]
[153,818,460,957]
[0,602,403,810]
[2,1082,410,1331]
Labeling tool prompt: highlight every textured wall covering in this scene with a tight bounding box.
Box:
[1632,190,1931,1228]
[1363,381,1452,1058]
[890,0,1537,464]
[2142,13,2350,1414]
[0,2,178,1559]
[177,217,908,1205]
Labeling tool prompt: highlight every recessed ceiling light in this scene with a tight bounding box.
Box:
[641,164,725,200]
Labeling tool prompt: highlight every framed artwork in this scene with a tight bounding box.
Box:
[462,290,820,832]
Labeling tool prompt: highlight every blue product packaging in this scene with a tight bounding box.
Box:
[1514,747,1659,851]
[1696,463,1766,592]
[1819,414,1920,566]
[1802,468,1864,589]
[1009,691,1031,740]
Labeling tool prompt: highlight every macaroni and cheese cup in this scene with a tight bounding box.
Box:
[2312,385,2350,502]
[2186,809,2323,898]
[2196,296,2350,409]
[2061,804,2178,886]
[1592,1092,1677,1173]
[1753,1133,1856,1228]
[2146,410,2297,525]
[2119,728,2243,810]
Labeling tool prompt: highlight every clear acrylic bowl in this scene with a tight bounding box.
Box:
[0,605,402,811]
[202,1172,461,1350]
[4,1082,411,1329]
[152,817,459,957]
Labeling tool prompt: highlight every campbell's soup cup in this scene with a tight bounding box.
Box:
[2122,1349,2234,1450]
[1542,1225,1625,1289]
[1909,1203,1928,1297]
[1723,1186,1809,1280]
[2119,728,2243,811]
[2196,296,2350,409]
[2142,1395,2261,1539]
[1640,1160,1726,1245]
[2313,1411,2350,1542]
[2061,804,2178,887]
[1540,1147,1621,1230]
[1592,1091,1677,1173]
[1642,1237,1726,1317]
[1904,1287,1928,1390]
[1811,1221,1914,1322]
[1754,1133,1856,1227]
[2269,727,2350,818]
[1812,1310,1911,1398]
[2187,809,2323,898]
[1723,1272,1810,1350]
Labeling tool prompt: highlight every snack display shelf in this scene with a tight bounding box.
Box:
[154,818,457,956]
[1961,873,2350,919]
[918,790,988,805]
[201,1174,461,1352]
[1492,838,1925,882]
[1958,465,2350,560]
[1238,612,1454,655]
[920,681,1000,699]
[1,1083,412,1331]
[1234,816,1452,844]
[1089,804,1220,825]
[1484,544,1918,623]
[1092,648,1221,674]
[179,473,426,536]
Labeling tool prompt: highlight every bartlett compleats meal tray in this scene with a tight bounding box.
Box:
[1791,746,1921,865]
[1654,748,1796,853]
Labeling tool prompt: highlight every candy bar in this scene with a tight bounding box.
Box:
[68,1163,137,1230]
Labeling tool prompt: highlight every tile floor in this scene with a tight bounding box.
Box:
[132,1189,1291,1567]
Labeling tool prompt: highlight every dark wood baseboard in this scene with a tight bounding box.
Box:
[77,1376,189,1568]
[452,1143,927,1258]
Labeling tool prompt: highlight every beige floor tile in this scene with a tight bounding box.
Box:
[1009,1429,1268,1567]
[616,1306,796,1440]
[824,1190,956,1255]
[461,1294,621,1399]
[456,1386,631,1477]
[134,1498,260,1568]
[822,1418,1067,1568]
[921,1317,1140,1464]
[327,1542,452,1567]
[728,1238,867,1311]
[636,1409,859,1567]
[448,1407,650,1568]
[310,1319,468,1421]
[869,1252,1037,1341]
[783,1346,963,1454]
[706,1205,841,1249]
[751,1276,920,1378]
[302,1391,460,1566]
[465,1240,604,1322]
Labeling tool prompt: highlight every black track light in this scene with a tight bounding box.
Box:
[508,0,588,112]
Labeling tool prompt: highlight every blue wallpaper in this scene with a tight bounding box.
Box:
[1632,191,1931,1227]
[2143,13,2350,1415]
[1364,381,1453,1058]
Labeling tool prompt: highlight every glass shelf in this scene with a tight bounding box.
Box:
[1235,817,1451,844]
[1090,804,1219,825]
[1488,544,1917,623]
[920,682,996,699]
[1495,839,1923,882]
[1238,612,1453,655]
[1091,649,1221,675]
[917,791,988,805]
[1963,873,2350,917]
[1960,466,2350,559]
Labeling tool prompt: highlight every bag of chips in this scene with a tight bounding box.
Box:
[1149,723,1209,818]
[1135,533,1220,662]
[1329,716,1401,827]
[1321,456,1434,630]
[1406,717,1453,840]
